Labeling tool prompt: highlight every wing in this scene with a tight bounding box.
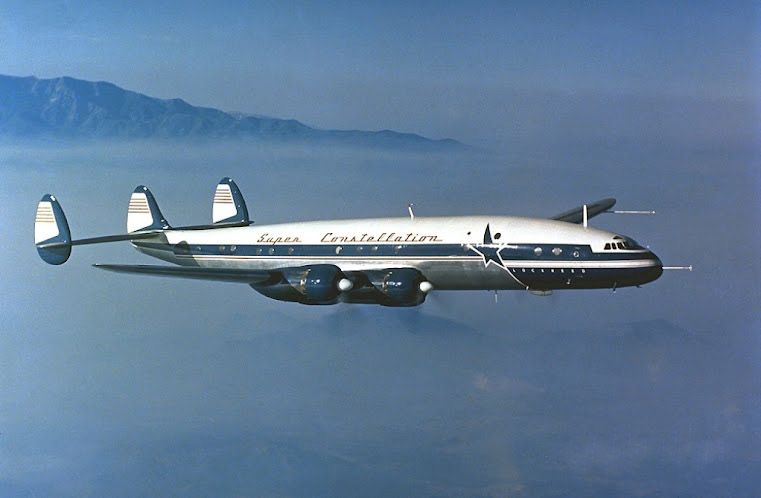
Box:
[94,264,275,284]
[550,198,616,224]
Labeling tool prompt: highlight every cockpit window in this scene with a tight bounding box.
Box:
[604,236,644,250]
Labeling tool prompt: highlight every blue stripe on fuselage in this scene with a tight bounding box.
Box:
[133,241,658,262]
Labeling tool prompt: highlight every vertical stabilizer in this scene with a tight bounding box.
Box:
[35,194,72,265]
[212,177,250,225]
[127,186,170,233]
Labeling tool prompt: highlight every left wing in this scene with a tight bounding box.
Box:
[94,264,275,284]
[551,198,616,224]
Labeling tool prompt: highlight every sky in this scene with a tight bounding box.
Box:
[1,2,760,497]
[0,1,759,146]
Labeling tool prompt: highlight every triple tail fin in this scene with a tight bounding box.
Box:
[212,177,249,225]
[35,180,247,266]
[127,186,171,233]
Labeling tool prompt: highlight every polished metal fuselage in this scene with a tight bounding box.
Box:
[133,215,663,291]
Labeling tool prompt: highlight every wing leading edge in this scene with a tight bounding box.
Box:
[551,198,616,224]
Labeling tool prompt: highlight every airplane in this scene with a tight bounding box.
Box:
[34,178,688,307]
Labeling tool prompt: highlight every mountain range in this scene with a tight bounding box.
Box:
[0,74,461,149]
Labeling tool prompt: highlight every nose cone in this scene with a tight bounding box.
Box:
[642,250,664,284]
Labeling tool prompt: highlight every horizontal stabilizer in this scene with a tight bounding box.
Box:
[551,198,616,224]
[37,231,163,249]
[213,177,250,225]
[94,264,274,284]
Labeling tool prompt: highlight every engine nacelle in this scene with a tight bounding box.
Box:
[365,268,428,307]
[251,264,345,305]
[251,265,431,306]
[285,264,343,302]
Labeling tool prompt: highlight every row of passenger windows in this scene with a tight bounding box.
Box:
[192,245,584,257]
[533,247,580,257]
[196,247,580,258]
[199,245,406,255]
[190,242,588,258]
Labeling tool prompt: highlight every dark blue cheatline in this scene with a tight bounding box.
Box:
[134,241,658,262]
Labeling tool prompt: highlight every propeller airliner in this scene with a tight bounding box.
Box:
[34,178,682,307]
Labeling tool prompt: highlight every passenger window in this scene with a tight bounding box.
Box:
[534,247,542,256]
[552,247,562,256]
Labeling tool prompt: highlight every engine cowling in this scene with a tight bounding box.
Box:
[366,268,428,307]
[250,265,431,306]
[251,265,346,304]
[285,265,343,302]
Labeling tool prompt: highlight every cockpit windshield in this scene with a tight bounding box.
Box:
[603,236,644,251]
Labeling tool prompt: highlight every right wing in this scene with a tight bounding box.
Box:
[550,198,616,224]
[93,264,276,284]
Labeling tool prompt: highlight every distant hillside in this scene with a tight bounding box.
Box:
[0,74,461,149]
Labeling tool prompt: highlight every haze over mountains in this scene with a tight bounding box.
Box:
[0,74,461,149]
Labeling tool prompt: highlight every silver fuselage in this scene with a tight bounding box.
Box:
[133,215,663,291]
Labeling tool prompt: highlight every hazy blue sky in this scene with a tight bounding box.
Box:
[1,1,758,145]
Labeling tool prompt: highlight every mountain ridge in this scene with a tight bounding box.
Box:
[0,74,462,149]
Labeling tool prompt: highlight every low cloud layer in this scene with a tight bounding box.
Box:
[1,137,759,496]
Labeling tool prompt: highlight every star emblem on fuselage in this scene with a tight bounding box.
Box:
[468,224,509,271]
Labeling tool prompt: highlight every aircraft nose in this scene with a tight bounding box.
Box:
[646,250,664,281]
